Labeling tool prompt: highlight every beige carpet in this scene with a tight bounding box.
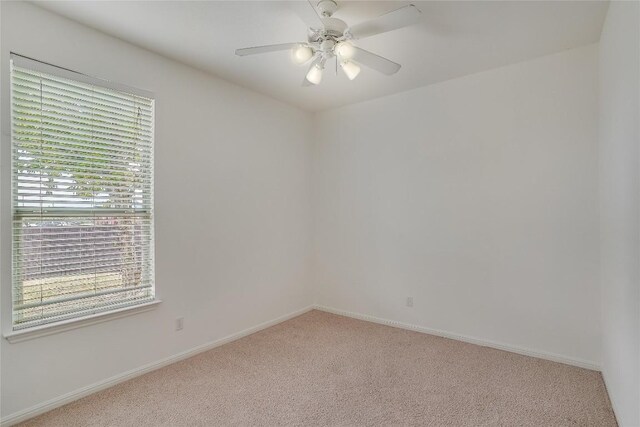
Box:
[21,310,616,426]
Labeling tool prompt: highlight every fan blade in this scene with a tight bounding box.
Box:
[347,4,421,40]
[351,47,401,75]
[289,0,324,29]
[235,43,298,57]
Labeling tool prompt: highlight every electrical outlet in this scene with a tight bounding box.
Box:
[175,317,184,331]
[406,297,414,308]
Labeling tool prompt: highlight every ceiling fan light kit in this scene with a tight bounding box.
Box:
[306,61,324,84]
[340,61,360,80]
[292,44,314,64]
[334,41,355,60]
[235,1,421,86]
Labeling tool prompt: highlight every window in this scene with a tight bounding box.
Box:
[10,55,155,331]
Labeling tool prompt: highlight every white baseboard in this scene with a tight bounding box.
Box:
[0,305,314,427]
[600,368,622,426]
[313,305,600,371]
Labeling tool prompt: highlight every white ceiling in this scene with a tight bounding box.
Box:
[34,1,608,112]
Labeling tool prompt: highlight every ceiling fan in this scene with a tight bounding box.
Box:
[235,0,421,85]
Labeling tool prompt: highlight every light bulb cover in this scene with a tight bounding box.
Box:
[340,61,361,80]
[335,42,355,60]
[306,64,323,85]
[292,45,313,64]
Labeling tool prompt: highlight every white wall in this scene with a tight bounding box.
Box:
[0,1,313,420]
[598,1,640,425]
[313,44,601,366]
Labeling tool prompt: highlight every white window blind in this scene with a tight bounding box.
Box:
[11,55,155,330]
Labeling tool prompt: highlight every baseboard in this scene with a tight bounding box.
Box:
[600,368,622,426]
[0,305,314,427]
[313,305,600,371]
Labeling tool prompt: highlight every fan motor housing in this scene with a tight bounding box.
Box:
[321,17,347,37]
[320,39,336,53]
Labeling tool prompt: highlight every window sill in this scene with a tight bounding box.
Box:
[4,299,162,344]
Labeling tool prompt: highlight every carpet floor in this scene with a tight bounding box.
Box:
[21,310,616,426]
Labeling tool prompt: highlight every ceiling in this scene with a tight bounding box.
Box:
[34,1,608,112]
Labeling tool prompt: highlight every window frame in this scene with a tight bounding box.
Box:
[5,54,159,340]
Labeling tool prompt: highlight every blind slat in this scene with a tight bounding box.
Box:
[13,101,153,135]
[12,75,154,114]
[15,288,152,308]
[14,129,152,150]
[13,114,153,143]
[13,70,154,109]
[12,91,153,125]
[13,294,154,330]
[16,280,154,295]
